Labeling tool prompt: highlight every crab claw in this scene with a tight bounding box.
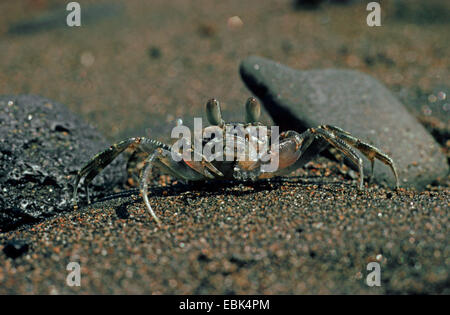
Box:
[183,149,224,178]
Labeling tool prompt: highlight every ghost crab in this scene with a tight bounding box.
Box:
[73,97,399,224]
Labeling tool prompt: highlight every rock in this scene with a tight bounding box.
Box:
[0,95,127,231]
[148,46,162,59]
[239,56,448,189]
[2,240,29,259]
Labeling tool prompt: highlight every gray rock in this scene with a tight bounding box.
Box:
[0,95,126,231]
[240,56,448,189]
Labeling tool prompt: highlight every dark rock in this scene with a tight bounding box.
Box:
[363,52,395,68]
[197,253,211,263]
[229,254,255,269]
[0,95,127,231]
[148,46,162,59]
[2,240,29,259]
[197,23,217,38]
[240,56,448,189]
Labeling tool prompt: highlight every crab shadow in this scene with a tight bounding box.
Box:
[92,175,352,219]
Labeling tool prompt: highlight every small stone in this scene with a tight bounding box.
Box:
[2,240,29,259]
[80,51,95,67]
[227,16,243,29]
[148,46,162,59]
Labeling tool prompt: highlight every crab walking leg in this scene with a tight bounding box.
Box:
[139,150,161,225]
[320,125,400,188]
[307,127,366,190]
[73,137,169,205]
[158,148,217,181]
[139,147,222,224]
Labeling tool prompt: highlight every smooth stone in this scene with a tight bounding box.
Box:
[240,56,448,189]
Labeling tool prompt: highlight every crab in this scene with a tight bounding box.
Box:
[73,97,399,224]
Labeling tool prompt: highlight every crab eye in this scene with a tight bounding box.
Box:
[206,98,224,126]
[245,97,261,123]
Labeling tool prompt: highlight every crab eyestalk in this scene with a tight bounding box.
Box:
[245,97,261,123]
[206,98,224,126]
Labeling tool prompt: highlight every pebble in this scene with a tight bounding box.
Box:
[2,240,29,259]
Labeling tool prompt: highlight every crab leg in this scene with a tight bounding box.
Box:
[319,125,399,188]
[159,148,222,181]
[187,148,225,178]
[258,128,364,187]
[139,147,223,224]
[73,137,169,205]
[140,150,162,225]
[307,127,366,189]
[261,125,399,189]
